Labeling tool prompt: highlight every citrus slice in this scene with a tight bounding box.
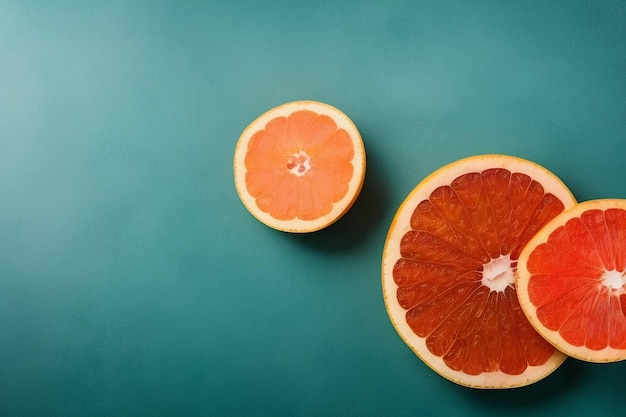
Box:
[234,100,366,233]
[516,199,626,363]
[382,154,576,388]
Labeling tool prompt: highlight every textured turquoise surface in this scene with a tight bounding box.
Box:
[1,1,626,416]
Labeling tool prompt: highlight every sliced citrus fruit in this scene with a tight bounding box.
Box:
[382,154,576,388]
[516,199,626,363]
[234,100,366,233]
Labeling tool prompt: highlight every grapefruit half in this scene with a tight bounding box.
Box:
[234,101,366,233]
[517,199,626,363]
[382,154,576,388]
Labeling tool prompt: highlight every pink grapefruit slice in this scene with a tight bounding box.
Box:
[382,154,576,388]
[516,198,626,363]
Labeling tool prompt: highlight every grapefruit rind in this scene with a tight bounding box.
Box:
[234,101,366,233]
[382,154,575,388]
[516,198,626,363]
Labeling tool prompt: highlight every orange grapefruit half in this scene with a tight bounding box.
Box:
[234,101,366,233]
[382,154,576,388]
[517,199,626,363]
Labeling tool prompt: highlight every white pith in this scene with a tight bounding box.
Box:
[287,150,311,176]
[601,269,626,290]
[482,254,515,292]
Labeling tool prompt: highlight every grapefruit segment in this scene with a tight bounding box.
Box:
[382,155,576,388]
[517,199,626,362]
[234,101,366,232]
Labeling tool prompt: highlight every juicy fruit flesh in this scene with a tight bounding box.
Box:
[526,208,626,350]
[244,110,354,222]
[393,168,566,376]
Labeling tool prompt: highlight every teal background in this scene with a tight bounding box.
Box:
[1,1,625,416]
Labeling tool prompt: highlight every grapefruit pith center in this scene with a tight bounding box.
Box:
[286,150,311,176]
[602,269,626,291]
[482,254,515,293]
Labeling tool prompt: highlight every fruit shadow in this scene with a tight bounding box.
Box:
[286,144,391,253]
[457,358,587,409]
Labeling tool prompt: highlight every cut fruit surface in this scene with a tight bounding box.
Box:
[234,101,366,233]
[516,199,626,363]
[382,155,576,388]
